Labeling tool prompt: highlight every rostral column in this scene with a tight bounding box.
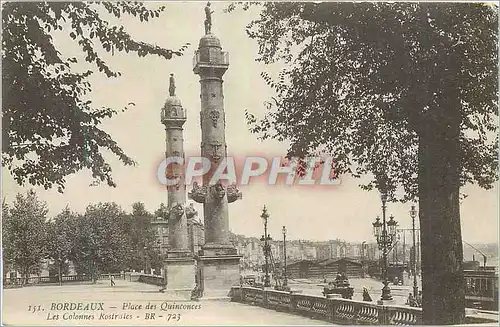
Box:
[160,73,196,297]
[189,2,242,296]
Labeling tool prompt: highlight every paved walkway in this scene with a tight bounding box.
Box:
[2,281,328,326]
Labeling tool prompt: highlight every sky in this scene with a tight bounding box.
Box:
[2,2,499,244]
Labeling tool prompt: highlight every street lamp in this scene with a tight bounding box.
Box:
[361,241,367,278]
[260,206,272,287]
[410,205,419,298]
[372,192,398,301]
[58,249,62,286]
[143,246,150,275]
[282,226,287,287]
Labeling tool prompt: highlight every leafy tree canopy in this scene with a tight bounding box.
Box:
[70,202,132,275]
[228,2,498,201]
[46,206,77,266]
[227,3,497,323]
[124,202,160,271]
[131,201,151,217]
[2,190,48,279]
[2,2,189,192]
[154,202,169,220]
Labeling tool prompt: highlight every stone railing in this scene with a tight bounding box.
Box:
[230,286,423,325]
[137,274,164,286]
[3,273,125,288]
[230,287,498,325]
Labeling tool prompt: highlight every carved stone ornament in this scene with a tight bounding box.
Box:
[211,182,226,199]
[169,203,184,220]
[209,110,220,128]
[167,181,181,191]
[185,203,198,219]
[188,181,208,203]
[165,170,180,180]
[227,183,243,203]
[209,142,223,163]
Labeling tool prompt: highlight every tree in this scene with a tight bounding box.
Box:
[69,202,131,280]
[154,202,169,220]
[132,201,151,217]
[2,2,189,192]
[228,2,498,324]
[124,202,160,272]
[2,197,10,277]
[46,206,77,282]
[2,190,48,283]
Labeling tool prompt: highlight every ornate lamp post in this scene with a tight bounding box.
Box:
[260,206,272,287]
[143,246,149,274]
[410,205,419,298]
[372,192,398,301]
[361,241,367,278]
[282,226,287,287]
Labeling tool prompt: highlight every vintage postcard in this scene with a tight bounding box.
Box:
[1,1,498,326]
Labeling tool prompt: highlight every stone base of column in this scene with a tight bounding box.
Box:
[202,243,238,256]
[198,245,241,299]
[162,251,195,300]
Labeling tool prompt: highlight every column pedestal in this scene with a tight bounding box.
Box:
[162,251,195,300]
[198,245,241,299]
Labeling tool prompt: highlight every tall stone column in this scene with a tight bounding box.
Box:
[189,5,242,297]
[161,74,195,298]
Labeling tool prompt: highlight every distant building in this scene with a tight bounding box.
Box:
[150,216,204,256]
[150,216,169,255]
[226,234,392,273]
[316,243,333,260]
[188,218,204,255]
[320,258,364,279]
[303,244,317,260]
[286,260,323,279]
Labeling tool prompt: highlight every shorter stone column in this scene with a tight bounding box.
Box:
[160,74,195,299]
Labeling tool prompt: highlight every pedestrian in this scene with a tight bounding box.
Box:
[416,291,422,307]
[110,274,115,287]
[406,292,415,306]
[362,287,372,302]
[191,283,200,300]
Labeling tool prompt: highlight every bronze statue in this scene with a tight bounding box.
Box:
[169,73,175,96]
[204,2,213,35]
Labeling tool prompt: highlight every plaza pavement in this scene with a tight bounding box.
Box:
[2,280,328,326]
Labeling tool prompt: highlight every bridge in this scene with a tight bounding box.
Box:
[2,280,326,326]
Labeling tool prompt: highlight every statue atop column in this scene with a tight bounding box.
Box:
[204,2,213,35]
[169,73,176,96]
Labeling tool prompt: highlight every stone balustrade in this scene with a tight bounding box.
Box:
[230,286,416,325]
[137,274,164,286]
[230,286,498,325]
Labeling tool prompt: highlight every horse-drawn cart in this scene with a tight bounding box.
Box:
[323,273,354,299]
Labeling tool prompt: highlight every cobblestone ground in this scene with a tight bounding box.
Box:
[2,280,328,326]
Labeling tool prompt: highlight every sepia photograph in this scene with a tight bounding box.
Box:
[1,1,499,326]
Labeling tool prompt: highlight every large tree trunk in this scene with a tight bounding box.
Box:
[418,95,465,323]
